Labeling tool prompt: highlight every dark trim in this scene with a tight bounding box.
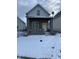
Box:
[27,17,53,19]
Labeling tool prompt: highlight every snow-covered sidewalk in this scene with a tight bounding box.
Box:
[17,33,61,59]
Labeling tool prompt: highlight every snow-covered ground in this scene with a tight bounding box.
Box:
[17,33,61,59]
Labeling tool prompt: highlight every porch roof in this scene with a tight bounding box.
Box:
[27,16,53,19]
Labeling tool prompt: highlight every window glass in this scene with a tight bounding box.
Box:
[31,21,40,29]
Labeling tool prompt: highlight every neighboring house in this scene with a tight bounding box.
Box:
[26,4,53,34]
[17,17,26,31]
[53,11,61,33]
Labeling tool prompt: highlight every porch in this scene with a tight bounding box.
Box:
[27,18,52,35]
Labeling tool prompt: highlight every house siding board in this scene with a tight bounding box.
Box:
[27,5,49,17]
[17,17,26,31]
[53,16,61,32]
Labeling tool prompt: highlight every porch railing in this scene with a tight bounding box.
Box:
[29,29,44,34]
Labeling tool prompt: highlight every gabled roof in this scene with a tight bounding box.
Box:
[54,11,61,18]
[26,4,50,15]
[17,17,25,25]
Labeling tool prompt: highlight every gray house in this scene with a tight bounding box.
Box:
[26,4,53,34]
[17,17,26,31]
[53,11,61,33]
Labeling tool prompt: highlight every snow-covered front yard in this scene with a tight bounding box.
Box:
[17,33,61,59]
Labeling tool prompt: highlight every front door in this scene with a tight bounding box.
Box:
[42,22,48,32]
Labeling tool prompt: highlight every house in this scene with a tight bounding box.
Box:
[17,17,26,31]
[26,4,53,35]
[53,11,61,33]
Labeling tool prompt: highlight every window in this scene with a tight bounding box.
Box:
[37,10,40,16]
[31,21,40,29]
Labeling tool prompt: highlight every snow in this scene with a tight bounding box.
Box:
[17,33,61,59]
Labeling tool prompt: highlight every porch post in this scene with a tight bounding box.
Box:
[27,18,30,35]
[50,18,54,34]
[50,12,54,35]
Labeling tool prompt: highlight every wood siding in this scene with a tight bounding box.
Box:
[17,17,26,31]
[27,5,49,17]
[53,16,61,32]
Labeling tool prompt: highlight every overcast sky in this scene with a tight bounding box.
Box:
[17,0,61,23]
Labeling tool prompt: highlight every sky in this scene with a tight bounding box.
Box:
[17,0,61,23]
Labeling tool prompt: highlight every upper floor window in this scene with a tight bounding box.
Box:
[37,10,40,16]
